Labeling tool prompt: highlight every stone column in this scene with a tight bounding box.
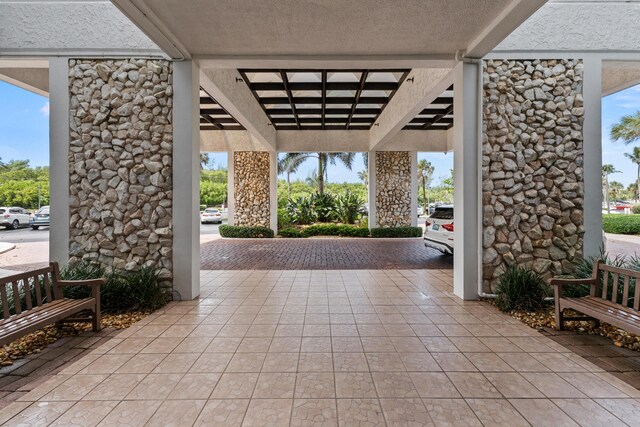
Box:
[367,151,377,228]
[410,151,418,227]
[49,57,70,264]
[232,151,272,228]
[453,61,481,300]
[582,58,603,257]
[173,60,200,300]
[482,59,585,292]
[374,151,413,227]
[67,58,177,291]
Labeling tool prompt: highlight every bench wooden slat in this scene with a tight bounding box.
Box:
[601,272,609,300]
[566,297,640,323]
[44,273,52,302]
[34,274,43,306]
[599,263,640,277]
[24,278,33,311]
[611,272,619,304]
[622,275,631,308]
[0,300,94,334]
[634,279,640,311]
[0,285,9,319]
[11,281,21,315]
[0,298,90,329]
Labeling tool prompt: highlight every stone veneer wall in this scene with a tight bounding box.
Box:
[233,151,270,227]
[375,151,412,227]
[68,59,173,281]
[482,59,584,291]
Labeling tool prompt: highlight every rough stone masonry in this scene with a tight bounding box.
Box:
[233,151,271,227]
[482,59,584,292]
[68,59,173,281]
[376,151,412,227]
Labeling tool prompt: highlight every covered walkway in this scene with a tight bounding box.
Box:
[1,270,638,426]
[200,239,453,270]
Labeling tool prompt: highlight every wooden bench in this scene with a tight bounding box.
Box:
[0,262,104,346]
[551,260,640,335]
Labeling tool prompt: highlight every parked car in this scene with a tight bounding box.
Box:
[423,204,454,255]
[30,206,50,229]
[0,207,31,230]
[200,208,223,224]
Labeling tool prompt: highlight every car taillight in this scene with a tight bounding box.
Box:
[3,214,9,218]
[424,221,431,226]
[442,223,454,232]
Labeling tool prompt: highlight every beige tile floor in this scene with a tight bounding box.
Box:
[1,269,639,426]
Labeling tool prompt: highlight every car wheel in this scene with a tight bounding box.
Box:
[31,225,39,230]
[11,220,19,230]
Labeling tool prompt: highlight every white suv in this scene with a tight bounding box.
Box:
[423,205,454,255]
[0,207,31,230]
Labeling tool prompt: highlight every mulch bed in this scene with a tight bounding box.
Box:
[499,303,640,352]
[0,311,148,366]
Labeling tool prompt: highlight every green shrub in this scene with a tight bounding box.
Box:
[370,227,423,238]
[310,193,337,222]
[334,193,365,224]
[602,214,640,234]
[60,262,167,312]
[632,204,640,214]
[286,197,316,225]
[277,208,292,228]
[302,224,370,238]
[219,225,274,238]
[494,266,549,312]
[278,228,303,238]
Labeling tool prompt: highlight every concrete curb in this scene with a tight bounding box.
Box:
[0,242,16,255]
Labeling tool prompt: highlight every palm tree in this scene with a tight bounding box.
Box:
[417,159,434,215]
[609,181,624,202]
[624,147,640,201]
[199,153,210,170]
[602,164,620,214]
[278,152,355,194]
[278,154,308,195]
[611,112,640,144]
[357,170,368,186]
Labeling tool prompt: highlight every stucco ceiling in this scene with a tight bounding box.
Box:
[141,0,512,57]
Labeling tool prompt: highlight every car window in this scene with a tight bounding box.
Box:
[205,209,219,213]
[38,208,50,214]
[10,209,20,214]
[0,209,5,214]
[430,208,454,220]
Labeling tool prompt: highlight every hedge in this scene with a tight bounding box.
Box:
[278,228,303,238]
[602,214,640,235]
[219,225,274,238]
[370,227,423,238]
[302,224,370,238]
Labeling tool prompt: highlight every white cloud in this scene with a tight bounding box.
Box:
[39,102,49,116]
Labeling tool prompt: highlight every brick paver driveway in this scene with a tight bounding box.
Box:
[200,238,453,270]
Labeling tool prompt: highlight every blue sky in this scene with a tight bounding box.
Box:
[1,79,639,186]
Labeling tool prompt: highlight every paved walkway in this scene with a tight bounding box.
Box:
[201,238,453,270]
[1,269,638,426]
[606,233,640,258]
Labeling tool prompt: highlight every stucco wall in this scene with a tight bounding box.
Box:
[495,0,640,52]
[375,151,412,227]
[482,59,584,292]
[68,59,173,282]
[0,1,161,56]
[233,151,271,227]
